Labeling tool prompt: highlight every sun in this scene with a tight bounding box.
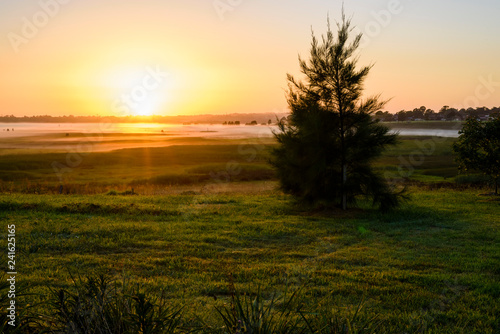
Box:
[100,65,172,116]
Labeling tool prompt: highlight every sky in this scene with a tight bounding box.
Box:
[0,0,499,117]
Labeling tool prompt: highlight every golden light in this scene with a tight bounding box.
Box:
[56,58,174,117]
[99,65,172,116]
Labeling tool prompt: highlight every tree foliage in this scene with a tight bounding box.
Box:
[453,114,500,194]
[271,14,403,211]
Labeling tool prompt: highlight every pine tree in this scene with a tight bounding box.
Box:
[271,13,403,211]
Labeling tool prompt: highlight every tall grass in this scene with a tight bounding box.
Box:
[44,273,183,333]
[0,271,39,333]
[5,272,388,333]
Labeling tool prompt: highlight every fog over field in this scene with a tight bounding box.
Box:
[0,122,460,153]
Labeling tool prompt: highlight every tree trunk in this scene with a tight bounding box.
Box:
[342,164,347,210]
[339,94,346,210]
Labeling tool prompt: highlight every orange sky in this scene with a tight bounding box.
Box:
[0,0,499,116]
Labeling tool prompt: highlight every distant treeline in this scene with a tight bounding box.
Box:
[374,106,500,122]
[1,106,498,124]
[0,113,288,124]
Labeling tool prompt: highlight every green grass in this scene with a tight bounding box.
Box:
[0,188,499,332]
[375,136,460,181]
[0,139,275,193]
[0,136,470,195]
[0,133,499,332]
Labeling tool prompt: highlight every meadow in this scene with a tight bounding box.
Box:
[0,133,499,333]
[0,133,461,194]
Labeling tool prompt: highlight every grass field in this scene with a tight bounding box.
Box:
[385,121,463,130]
[0,135,463,194]
[0,133,499,333]
[1,188,499,332]
[0,135,276,194]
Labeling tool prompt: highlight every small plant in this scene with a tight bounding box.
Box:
[106,189,137,196]
[214,286,306,334]
[126,292,183,334]
[45,273,183,334]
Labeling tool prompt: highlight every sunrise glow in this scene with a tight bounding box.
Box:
[0,1,499,117]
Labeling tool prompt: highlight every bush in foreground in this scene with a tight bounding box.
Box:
[453,114,500,194]
[45,274,182,334]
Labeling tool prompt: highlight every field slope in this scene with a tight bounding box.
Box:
[0,187,499,332]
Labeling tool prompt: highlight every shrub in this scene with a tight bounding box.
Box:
[45,274,183,334]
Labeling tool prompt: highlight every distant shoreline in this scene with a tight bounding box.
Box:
[0,113,289,125]
[384,121,463,131]
[0,120,464,131]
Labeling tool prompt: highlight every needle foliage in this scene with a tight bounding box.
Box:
[271,13,403,211]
